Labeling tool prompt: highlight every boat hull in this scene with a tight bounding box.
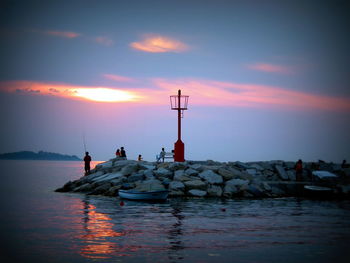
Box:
[304,185,334,198]
[118,190,169,201]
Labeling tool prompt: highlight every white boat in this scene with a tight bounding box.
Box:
[118,189,169,201]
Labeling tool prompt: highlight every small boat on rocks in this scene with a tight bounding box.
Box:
[118,189,169,201]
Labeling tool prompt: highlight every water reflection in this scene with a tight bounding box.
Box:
[167,201,185,262]
[79,197,123,259]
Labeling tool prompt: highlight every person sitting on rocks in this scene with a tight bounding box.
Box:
[138,154,143,161]
[295,159,303,181]
[120,147,127,159]
[156,148,166,163]
[84,152,92,175]
[116,149,121,157]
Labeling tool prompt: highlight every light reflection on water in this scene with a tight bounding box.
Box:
[1,160,350,263]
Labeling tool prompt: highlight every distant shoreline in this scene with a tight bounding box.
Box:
[0,151,81,161]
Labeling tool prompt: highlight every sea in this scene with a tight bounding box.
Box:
[0,160,350,263]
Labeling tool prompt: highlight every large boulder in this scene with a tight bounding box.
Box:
[154,167,173,178]
[189,164,202,171]
[223,184,239,198]
[225,178,249,188]
[89,182,112,195]
[168,162,188,171]
[105,185,122,196]
[143,169,155,179]
[217,168,235,180]
[128,173,144,183]
[72,183,93,193]
[184,180,207,190]
[138,163,156,170]
[275,165,288,180]
[169,181,185,191]
[287,170,296,181]
[207,185,223,197]
[93,172,124,183]
[134,179,165,192]
[120,164,139,176]
[185,168,199,177]
[55,180,76,192]
[188,189,207,197]
[198,170,223,184]
[95,161,113,170]
[174,170,192,182]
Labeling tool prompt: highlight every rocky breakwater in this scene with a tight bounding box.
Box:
[55,158,350,198]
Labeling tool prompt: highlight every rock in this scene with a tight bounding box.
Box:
[184,180,207,190]
[246,169,257,176]
[285,162,295,169]
[89,182,112,195]
[198,170,223,184]
[168,162,188,171]
[275,165,288,180]
[134,179,165,192]
[234,161,252,169]
[189,164,202,171]
[174,171,192,182]
[161,178,172,187]
[95,161,113,170]
[105,185,122,196]
[138,163,156,170]
[226,178,249,187]
[110,176,127,186]
[72,183,93,192]
[218,168,235,180]
[249,163,264,171]
[246,185,265,198]
[120,164,139,176]
[93,172,124,183]
[185,168,198,176]
[143,169,155,179]
[262,182,272,192]
[83,171,105,182]
[121,183,135,190]
[169,181,185,191]
[207,185,222,197]
[223,184,239,198]
[270,185,286,197]
[55,181,75,192]
[128,173,144,183]
[188,189,207,197]
[154,167,173,178]
[169,190,185,197]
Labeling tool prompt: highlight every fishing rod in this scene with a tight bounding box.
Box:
[83,132,87,153]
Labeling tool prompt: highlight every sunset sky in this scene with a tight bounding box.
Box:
[0,0,349,162]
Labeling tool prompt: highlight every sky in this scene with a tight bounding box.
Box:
[0,0,349,162]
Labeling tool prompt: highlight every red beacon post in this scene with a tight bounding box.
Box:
[170,89,189,162]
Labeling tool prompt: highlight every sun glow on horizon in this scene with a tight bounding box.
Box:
[73,88,136,102]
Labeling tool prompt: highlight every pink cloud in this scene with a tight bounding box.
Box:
[1,79,349,112]
[44,30,81,38]
[95,36,114,46]
[130,34,188,53]
[103,74,136,83]
[247,63,293,74]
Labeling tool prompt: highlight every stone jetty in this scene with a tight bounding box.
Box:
[56,158,350,198]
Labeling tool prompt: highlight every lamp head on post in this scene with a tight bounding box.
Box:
[170,89,189,162]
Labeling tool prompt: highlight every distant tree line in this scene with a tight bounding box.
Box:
[0,151,81,161]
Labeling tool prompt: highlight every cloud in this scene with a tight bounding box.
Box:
[95,36,114,46]
[103,74,136,83]
[130,34,188,53]
[44,30,81,38]
[0,81,139,103]
[247,63,293,74]
[1,79,349,112]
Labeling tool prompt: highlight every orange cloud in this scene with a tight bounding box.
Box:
[247,63,293,74]
[103,74,136,83]
[95,36,114,46]
[45,30,81,38]
[130,34,188,53]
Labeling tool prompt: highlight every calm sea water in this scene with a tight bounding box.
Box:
[0,160,350,263]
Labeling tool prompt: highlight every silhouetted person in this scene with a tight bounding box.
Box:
[138,154,143,161]
[84,152,92,175]
[156,148,166,163]
[116,149,121,157]
[295,159,303,181]
[120,147,127,159]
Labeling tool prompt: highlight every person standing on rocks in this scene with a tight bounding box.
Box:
[295,159,303,181]
[120,147,127,159]
[84,152,92,175]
